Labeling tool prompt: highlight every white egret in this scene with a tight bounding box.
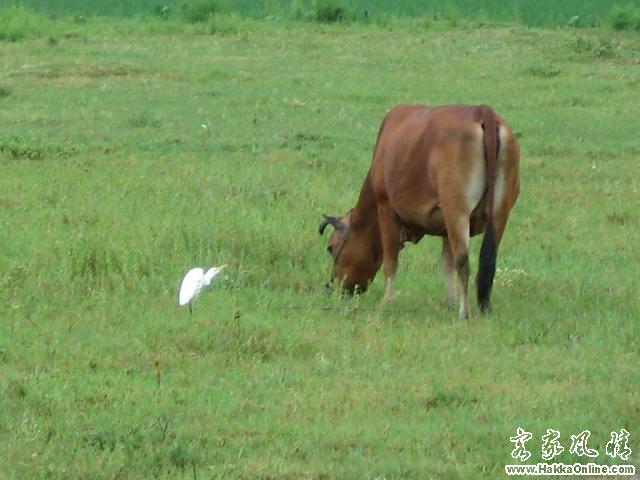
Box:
[178,265,226,314]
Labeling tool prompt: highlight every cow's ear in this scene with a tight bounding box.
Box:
[319,215,345,235]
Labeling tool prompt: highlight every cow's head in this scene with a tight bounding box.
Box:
[318,212,380,293]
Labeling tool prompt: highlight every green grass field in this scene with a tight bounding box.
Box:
[1,7,639,480]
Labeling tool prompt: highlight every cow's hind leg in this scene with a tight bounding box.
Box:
[441,236,457,308]
[377,203,401,303]
[442,211,471,319]
[477,178,515,312]
[476,125,520,312]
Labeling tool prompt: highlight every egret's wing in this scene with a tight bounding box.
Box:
[179,268,204,306]
[203,265,225,286]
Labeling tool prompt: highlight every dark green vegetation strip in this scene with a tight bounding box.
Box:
[0,0,638,27]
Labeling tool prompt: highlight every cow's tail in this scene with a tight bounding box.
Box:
[476,105,499,313]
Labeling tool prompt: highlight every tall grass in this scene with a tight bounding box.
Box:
[0,5,52,40]
[179,0,219,23]
[610,4,640,30]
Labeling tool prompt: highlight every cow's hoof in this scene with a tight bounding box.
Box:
[445,298,457,310]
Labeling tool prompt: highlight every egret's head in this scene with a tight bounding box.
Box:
[318,212,379,293]
[203,265,226,286]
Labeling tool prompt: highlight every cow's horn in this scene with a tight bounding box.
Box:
[319,215,340,235]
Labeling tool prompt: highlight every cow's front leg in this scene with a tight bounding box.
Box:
[377,203,401,304]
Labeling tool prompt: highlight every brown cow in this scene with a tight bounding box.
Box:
[319,104,520,318]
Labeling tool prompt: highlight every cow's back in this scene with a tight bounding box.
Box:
[369,104,514,235]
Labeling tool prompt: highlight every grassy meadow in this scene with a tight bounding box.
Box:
[1,4,640,479]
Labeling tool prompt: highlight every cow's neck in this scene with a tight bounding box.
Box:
[349,173,382,258]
